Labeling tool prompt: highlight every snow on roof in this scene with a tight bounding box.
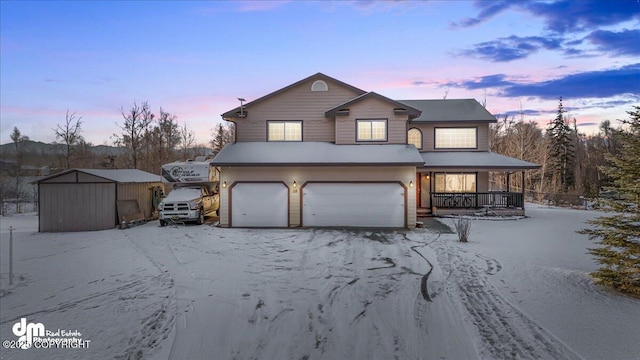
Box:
[79,169,161,183]
[34,169,161,183]
[399,99,497,122]
[421,152,540,170]
[212,142,425,166]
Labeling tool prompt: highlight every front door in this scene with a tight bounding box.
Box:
[420,173,431,209]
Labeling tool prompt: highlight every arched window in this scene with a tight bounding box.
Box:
[408,128,422,149]
[311,80,328,91]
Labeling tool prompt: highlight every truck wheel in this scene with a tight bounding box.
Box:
[196,210,204,225]
[159,220,167,227]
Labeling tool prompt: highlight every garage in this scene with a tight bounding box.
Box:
[231,183,288,227]
[302,183,405,228]
[34,169,162,232]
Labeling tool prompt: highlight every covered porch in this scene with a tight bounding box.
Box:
[416,152,540,217]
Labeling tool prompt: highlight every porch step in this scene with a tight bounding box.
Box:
[417,207,432,216]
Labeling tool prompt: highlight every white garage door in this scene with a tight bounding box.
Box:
[303,183,405,227]
[231,183,288,227]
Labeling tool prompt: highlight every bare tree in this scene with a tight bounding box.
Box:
[54,110,83,170]
[179,122,196,160]
[114,101,154,169]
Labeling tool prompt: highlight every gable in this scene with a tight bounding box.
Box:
[222,73,366,120]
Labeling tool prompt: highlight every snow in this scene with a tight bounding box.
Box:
[212,142,424,166]
[1,205,639,360]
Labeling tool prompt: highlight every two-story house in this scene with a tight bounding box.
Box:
[213,73,538,228]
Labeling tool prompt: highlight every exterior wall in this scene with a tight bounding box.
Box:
[235,78,362,142]
[39,183,117,232]
[40,172,78,183]
[335,97,409,145]
[219,166,417,228]
[408,122,490,151]
[117,182,163,219]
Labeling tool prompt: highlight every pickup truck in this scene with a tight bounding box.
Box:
[158,185,219,226]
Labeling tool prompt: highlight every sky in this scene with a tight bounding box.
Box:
[1,0,639,146]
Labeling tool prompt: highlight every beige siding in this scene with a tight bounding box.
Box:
[39,183,117,232]
[409,122,490,151]
[335,98,409,145]
[219,166,416,228]
[235,78,362,142]
[117,182,162,219]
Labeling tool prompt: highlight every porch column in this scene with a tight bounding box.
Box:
[506,172,510,192]
[522,171,526,209]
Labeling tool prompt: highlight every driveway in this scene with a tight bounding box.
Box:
[128,225,479,359]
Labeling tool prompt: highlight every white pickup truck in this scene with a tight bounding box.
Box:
[158,185,219,226]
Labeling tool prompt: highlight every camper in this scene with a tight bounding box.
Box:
[158,158,219,225]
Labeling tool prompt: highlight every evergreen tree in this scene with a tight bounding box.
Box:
[212,123,225,155]
[546,97,575,192]
[579,106,640,295]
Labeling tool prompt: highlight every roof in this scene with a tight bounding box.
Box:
[420,152,540,170]
[212,142,424,166]
[33,169,162,183]
[325,92,422,119]
[399,99,497,123]
[222,73,367,119]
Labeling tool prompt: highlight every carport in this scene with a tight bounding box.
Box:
[33,169,162,232]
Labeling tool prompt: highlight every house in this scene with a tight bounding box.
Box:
[213,73,538,228]
[33,169,162,232]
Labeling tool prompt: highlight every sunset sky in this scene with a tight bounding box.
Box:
[1,0,639,146]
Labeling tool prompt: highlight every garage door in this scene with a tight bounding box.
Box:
[303,183,405,227]
[231,183,288,227]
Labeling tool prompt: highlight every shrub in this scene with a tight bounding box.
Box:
[454,217,471,243]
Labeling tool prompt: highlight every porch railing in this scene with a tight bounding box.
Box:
[431,192,524,209]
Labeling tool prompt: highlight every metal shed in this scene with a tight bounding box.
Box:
[33,169,162,232]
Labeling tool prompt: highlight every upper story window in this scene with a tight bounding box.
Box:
[434,127,477,149]
[357,119,387,142]
[267,121,302,141]
[407,128,422,149]
[311,80,328,91]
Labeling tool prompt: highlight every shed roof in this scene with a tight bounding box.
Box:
[212,142,424,166]
[33,169,161,184]
[421,152,540,170]
[399,99,497,123]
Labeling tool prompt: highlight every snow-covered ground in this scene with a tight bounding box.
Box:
[0,205,639,360]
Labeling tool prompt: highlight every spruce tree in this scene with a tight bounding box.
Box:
[579,106,640,295]
[546,97,575,191]
[212,123,226,155]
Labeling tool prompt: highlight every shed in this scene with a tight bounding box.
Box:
[33,169,162,232]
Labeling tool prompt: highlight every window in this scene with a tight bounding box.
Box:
[435,128,477,149]
[268,121,302,141]
[311,80,328,91]
[435,173,476,193]
[357,119,387,142]
[407,128,422,149]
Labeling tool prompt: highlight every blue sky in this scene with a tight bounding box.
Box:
[1,0,639,146]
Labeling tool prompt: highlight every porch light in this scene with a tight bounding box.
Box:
[409,180,414,188]
[425,174,430,180]
[222,181,227,188]
[292,180,297,189]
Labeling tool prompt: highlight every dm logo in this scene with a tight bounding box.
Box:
[12,318,45,349]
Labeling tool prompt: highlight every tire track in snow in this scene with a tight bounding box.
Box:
[431,238,583,360]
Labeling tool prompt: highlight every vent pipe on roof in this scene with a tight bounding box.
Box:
[237,98,246,118]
